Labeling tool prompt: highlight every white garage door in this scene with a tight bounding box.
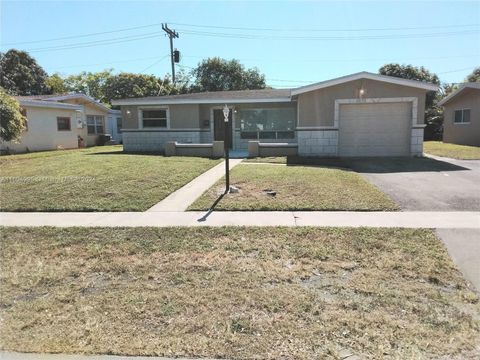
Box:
[338,102,411,157]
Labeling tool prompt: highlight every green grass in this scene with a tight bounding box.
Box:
[0,146,220,211]
[0,227,478,359]
[243,156,287,164]
[189,164,398,211]
[424,141,480,160]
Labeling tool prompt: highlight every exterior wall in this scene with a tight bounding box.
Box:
[442,89,480,146]
[122,130,209,152]
[297,79,427,127]
[297,129,338,156]
[0,107,78,153]
[121,104,201,129]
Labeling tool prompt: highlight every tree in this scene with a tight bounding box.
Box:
[0,49,50,95]
[191,57,266,92]
[465,67,480,82]
[62,69,114,103]
[45,73,68,94]
[379,64,441,140]
[0,89,27,142]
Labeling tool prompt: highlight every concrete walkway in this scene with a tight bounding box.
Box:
[147,159,243,212]
[1,211,479,228]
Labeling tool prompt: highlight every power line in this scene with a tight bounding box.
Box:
[171,22,480,33]
[438,66,479,74]
[1,23,164,46]
[4,21,478,47]
[53,56,168,70]
[140,55,171,73]
[177,28,479,41]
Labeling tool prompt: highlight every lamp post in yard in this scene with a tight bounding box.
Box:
[223,104,230,193]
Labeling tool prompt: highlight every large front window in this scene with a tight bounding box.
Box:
[142,109,168,128]
[238,107,295,140]
[87,115,104,135]
[454,109,470,124]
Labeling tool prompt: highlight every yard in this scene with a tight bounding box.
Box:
[0,227,478,359]
[424,141,480,160]
[0,146,220,212]
[189,164,398,211]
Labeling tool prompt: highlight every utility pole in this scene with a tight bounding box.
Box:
[162,23,179,84]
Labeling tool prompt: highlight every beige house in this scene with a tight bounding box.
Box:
[438,83,480,146]
[1,94,121,153]
[112,72,438,157]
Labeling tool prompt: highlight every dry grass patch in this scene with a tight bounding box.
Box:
[243,156,287,164]
[424,141,480,160]
[1,227,479,359]
[0,146,220,211]
[189,164,398,211]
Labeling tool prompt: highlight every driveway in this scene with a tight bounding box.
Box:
[349,155,480,211]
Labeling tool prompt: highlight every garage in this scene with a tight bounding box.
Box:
[338,102,412,157]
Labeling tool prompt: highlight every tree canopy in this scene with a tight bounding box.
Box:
[465,67,480,82]
[0,89,27,142]
[379,63,441,140]
[0,49,50,96]
[191,57,266,92]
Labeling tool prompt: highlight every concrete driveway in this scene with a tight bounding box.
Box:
[349,155,480,211]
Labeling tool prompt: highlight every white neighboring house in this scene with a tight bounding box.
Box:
[0,93,122,153]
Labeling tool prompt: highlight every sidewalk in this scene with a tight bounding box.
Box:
[147,159,243,212]
[1,211,479,228]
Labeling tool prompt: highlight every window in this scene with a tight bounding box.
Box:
[238,107,296,140]
[454,109,471,124]
[116,117,122,133]
[57,117,71,131]
[87,115,104,134]
[141,108,168,128]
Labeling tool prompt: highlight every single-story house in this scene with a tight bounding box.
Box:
[112,71,438,157]
[0,93,121,153]
[438,83,480,147]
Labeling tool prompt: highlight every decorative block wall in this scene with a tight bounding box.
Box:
[297,130,338,156]
[411,127,424,156]
[123,131,202,152]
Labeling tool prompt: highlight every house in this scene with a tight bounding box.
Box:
[0,93,121,153]
[438,83,480,146]
[111,71,438,157]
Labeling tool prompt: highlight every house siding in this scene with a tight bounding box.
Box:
[297,79,426,127]
[0,107,78,153]
[442,88,480,146]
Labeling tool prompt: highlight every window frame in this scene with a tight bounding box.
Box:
[453,109,471,124]
[139,106,170,129]
[237,107,296,140]
[56,117,71,131]
[86,115,105,135]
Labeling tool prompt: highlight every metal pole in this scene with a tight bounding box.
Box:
[225,122,230,193]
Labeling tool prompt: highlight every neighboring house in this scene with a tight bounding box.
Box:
[112,71,438,157]
[438,83,480,146]
[0,93,122,153]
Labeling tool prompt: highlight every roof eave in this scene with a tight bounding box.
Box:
[291,72,439,95]
[438,84,479,106]
[19,100,83,110]
[111,97,293,106]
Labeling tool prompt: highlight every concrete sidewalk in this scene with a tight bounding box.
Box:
[147,159,243,212]
[1,211,479,228]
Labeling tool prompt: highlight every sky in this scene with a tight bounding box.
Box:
[1,0,479,88]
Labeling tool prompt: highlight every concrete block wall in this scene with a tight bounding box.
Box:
[297,130,338,156]
[123,131,201,152]
[411,127,424,156]
[234,130,297,151]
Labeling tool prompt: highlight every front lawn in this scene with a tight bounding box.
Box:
[0,146,220,211]
[189,164,398,211]
[0,227,478,359]
[424,141,480,160]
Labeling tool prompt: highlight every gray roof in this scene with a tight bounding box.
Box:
[112,88,292,105]
[438,83,480,106]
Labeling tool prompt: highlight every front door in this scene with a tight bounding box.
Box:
[213,108,233,149]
